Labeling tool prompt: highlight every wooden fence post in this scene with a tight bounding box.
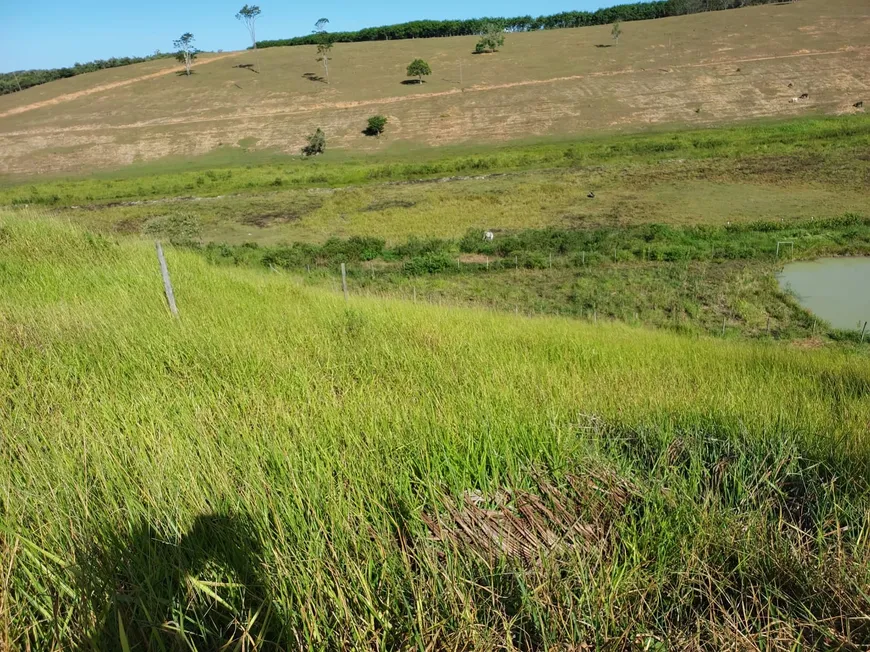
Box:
[341,263,348,302]
[155,242,178,317]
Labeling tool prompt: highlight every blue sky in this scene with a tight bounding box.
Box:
[2,0,612,72]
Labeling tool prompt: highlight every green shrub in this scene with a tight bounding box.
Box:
[262,245,314,269]
[514,251,548,269]
[364,116,388,137]
[475,24,505,53]
[403,252,456,275]
[302,128,327,156]
[394,237,451,258]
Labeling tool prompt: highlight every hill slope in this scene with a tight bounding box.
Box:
[1,214,869,648]
[0,0,867,177]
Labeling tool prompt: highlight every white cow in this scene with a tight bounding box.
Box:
[484,231,495,242]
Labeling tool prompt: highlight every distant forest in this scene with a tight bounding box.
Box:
[1,0,782,96]
[257,0,782,48]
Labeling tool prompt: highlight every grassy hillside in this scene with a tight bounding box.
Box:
[0,0,776,96]
[1,215,869,649]
[4,115,869,241]
[0,0,867,177]
[2,6,869,645]
[0,53,177,96]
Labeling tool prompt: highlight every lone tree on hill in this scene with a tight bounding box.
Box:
[314,18,334,84]
[174,33,197,76]
[364,115,388,137]
[236,5,262,70]
[611,20,622,45]
[475,23,505,54]
[302,128,326,156]
[406,59,432,84]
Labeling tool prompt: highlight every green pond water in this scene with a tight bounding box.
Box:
[778,257,870,331]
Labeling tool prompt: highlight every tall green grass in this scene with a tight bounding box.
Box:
[1,215,868,649]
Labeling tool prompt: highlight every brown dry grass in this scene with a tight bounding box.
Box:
[0,54,237,120]
[0,0,868,176]
[422,468,639,563]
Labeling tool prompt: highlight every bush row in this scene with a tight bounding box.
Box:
[196,214,870,275]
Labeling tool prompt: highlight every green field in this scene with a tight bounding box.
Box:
[2,2,870,647]
[4,114,869,240]
[6,114,865,342]
[1,215,868,649]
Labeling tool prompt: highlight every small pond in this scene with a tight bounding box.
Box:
[777,257,870,331]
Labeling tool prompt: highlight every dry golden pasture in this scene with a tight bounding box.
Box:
[0,0,867,176]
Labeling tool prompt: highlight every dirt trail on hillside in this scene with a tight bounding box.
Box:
[3,45,864,137]
[0,54,238,120]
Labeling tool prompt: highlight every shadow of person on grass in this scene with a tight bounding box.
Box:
[77,512,281,651]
